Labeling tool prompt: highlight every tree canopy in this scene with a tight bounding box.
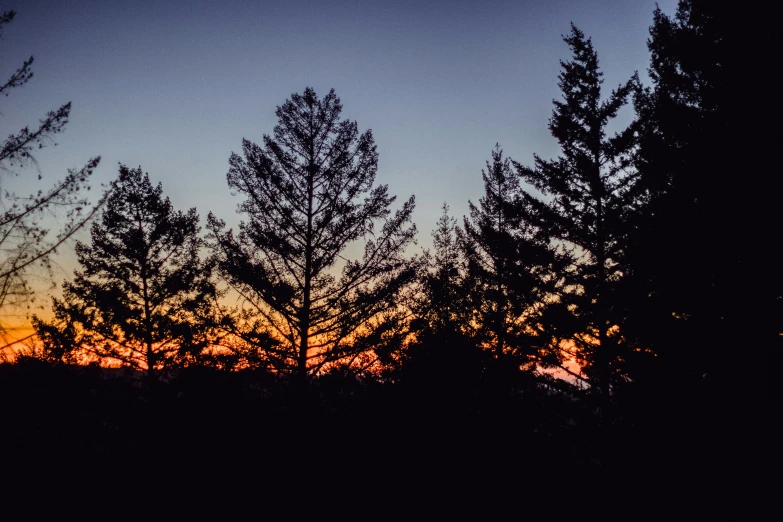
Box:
[462,145,563,370]
[209,87,419,381]
[34,166,217,373]
[515,25,639,395]
[624,0,779,392]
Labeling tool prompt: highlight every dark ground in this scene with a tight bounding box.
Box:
[0,359,762,519]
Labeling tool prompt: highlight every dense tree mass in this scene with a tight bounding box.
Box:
[624,1,779,395]
[462,145,563,370]
[2,2,770,507]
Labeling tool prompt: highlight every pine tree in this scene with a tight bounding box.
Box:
[626,1,779,390]
[404,203,478,375]
[208,87,419,381]
[514,25,638,396]
[400,203,486,400]
[33,166,217,374]
[415,203,469,335]
[462,145,562,370]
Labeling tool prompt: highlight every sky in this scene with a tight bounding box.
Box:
[1,0,677,322]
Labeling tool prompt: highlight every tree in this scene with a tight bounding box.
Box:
[0,10,104,350]
[413,203,470,335]
[33,166,217,374]
[401,203,485,386]
[208,87,419,382]
[514,25,638,396]
[625,1,779,391]
[462,145,562,371]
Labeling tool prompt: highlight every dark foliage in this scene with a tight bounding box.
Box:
[0,358,726,516]
[1,3,770,513]
[209,87,420,381]
[33,166,219,374]
[515,25,640,396]
[462,145,564,370]
[413,203,470,337]
[624,1,779,398]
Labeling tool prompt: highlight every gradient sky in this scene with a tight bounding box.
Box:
[2,0,676,290]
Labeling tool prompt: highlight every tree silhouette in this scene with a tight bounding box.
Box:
[514,25,638,396]
[33,166,217,374]
[0,10,104,349]
[625,0,780,391]
[401,202,484,389]
[462,145,562,371]
[208,87,419,382]
[414,203,470,335]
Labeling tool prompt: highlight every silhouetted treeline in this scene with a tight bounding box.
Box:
[2,2,774,509]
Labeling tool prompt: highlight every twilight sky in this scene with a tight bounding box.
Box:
[2,0,675,285]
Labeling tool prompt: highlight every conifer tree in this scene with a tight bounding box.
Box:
[208,87,419,381]
[626,1,779,389]
[415,203,469,335]
[514,25,638,395]
[404,203,477,375]
[401,203,485,396]
[33,166,217,374]
[462,145,561,370]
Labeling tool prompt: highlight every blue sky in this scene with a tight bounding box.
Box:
[2,0,676,279]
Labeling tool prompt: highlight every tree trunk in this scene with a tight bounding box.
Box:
[141,252,155,379]
[298,310,310,385]
[298,156,316,386]
[594,151,610,401]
